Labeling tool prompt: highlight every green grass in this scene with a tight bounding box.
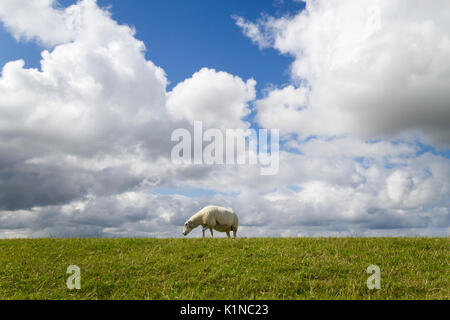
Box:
[0,238,448,300]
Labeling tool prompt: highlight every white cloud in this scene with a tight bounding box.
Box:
[0,0,169,155]
[255,85,308,133]
[0,0,80,46]
[233,16,271,50]
[0,0,448,238]
[0,0,175,213]
[1,141,449,237]
[167,68,256,129]
[238,0,450,145]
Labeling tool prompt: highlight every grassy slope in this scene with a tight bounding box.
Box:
[0,238,448,300]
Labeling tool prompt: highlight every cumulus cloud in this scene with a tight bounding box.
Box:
[233,142,449,236]
[0,0,260,238]
[0,0,174,212]
[0,0,448,238]
[0,0,80,46]
[149,136,449,237]
[237,0,450,145]
[255,85,308,134]
[167,68,256,129]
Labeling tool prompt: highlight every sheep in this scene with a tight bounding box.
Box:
[182,205,239,239]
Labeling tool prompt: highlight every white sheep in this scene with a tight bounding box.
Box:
[182,205,239,239]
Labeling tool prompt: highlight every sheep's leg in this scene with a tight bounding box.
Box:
[226,231,231,239]
[210,228,214,238]
[202,226,208,239]
[233,230,237,239]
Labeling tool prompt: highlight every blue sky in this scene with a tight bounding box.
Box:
[0,0,448,238]
[2,0,447,156]
[0,0,304,92]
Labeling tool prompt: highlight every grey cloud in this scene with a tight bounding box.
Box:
[0,0,449,239]
[0,162,142,211]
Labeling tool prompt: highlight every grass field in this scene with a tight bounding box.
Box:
[0,238,448,300]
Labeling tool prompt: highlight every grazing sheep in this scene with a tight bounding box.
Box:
[182,205,239,239]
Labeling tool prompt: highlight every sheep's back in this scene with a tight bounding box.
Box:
[203,206,236,226]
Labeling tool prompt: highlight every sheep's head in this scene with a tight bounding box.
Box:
[182,220,193,236]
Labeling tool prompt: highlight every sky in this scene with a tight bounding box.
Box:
[0,0,303,91]
[0,0,449,238]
